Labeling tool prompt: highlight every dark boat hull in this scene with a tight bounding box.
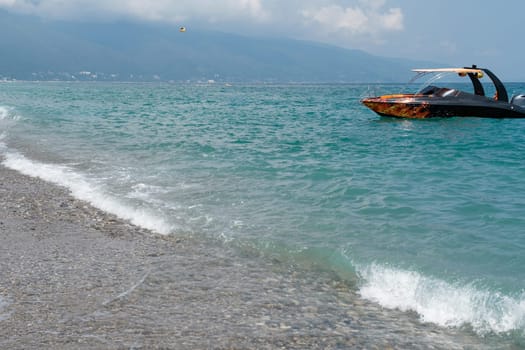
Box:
[361,93,525,119]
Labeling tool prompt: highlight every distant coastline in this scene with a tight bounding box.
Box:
[0,10,435,84]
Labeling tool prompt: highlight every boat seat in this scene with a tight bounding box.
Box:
[420,86,456,97]
[419,85,441,95]
[435,88,456,97]
[510,94,525,108]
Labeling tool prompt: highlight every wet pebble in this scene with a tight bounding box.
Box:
[0,164,501,350]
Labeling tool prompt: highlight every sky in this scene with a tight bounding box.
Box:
[0,0,523,80]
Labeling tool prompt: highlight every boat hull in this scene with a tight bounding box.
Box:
[361,95,525,119]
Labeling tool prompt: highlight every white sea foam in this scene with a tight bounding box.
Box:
[2,151,174,235]
[357,263,525,335]
[0,106,19,122]
[0,107,7,120]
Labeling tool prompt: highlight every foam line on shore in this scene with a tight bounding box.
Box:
[1,149,173,235]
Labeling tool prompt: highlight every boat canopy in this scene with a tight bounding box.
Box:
[412,68,483,75]
[410,66,508,102]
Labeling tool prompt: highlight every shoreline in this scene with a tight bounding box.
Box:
[0,163,488,349]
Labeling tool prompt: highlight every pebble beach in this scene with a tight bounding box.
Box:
[0,163,494,349]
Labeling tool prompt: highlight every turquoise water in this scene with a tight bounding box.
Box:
[1,82,525,346]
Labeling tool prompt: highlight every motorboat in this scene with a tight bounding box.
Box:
[361,65,525,118]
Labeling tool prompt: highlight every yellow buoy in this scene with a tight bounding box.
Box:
[179,27,186,33]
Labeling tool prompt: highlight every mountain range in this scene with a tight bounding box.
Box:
[0,10,437,83]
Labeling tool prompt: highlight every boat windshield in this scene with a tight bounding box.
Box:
[407,71,496,97]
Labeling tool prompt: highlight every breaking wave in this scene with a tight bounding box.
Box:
[357,262,525,336]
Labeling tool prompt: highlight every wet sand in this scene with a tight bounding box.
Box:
[0,164,489,349]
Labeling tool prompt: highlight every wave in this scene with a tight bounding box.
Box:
[0,105,19,122]
[356,262,525,335]
[0,106,9,120]
[0,106,20,143]
[0,106,11,120]
[0,106,11,156]
[1,150,174,235]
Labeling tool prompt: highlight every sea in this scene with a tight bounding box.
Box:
[1,81,525,348]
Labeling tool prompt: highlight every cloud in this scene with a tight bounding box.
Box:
[0,0,403,48]
[302,5,369,34]
[0,0,269,22]
[301,1,403,36]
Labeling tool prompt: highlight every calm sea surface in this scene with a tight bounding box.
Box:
[1,81,525,347]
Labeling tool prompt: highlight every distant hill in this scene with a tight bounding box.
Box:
[0,10,437,83]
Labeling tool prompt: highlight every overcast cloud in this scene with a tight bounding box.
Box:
[3,0,525,79]
[0,0,404,48]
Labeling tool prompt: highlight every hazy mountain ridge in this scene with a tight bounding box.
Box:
[0,10,436,82]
